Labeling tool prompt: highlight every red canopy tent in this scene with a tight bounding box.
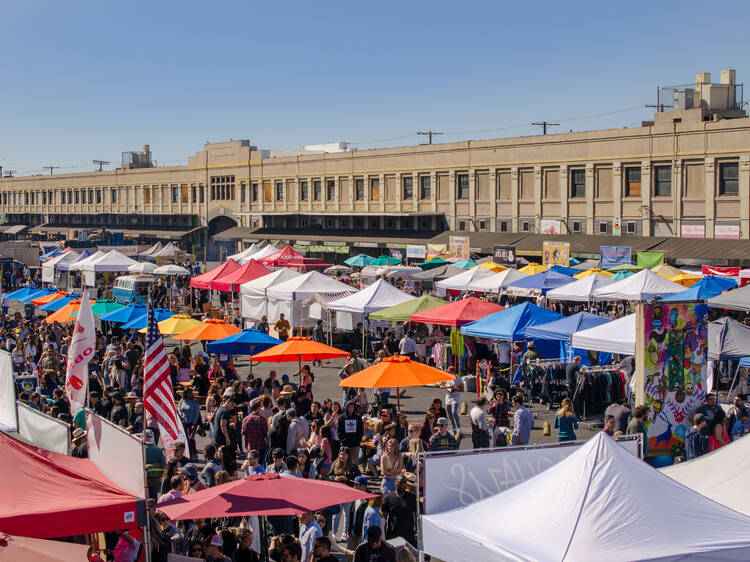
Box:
[210,259,270,292]
[157,473,373,519]
[409,296,504,328]
[0,533,91,561]
[0,432,144,538]
[285,258,332,272]
[257,245,305,267]
[190,259,241,289]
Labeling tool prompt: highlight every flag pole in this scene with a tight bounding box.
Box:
[141,436,153,562]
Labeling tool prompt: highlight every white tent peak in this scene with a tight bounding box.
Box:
[228,243,260,264]
[328,278,414,314]
[423,432,750,561]
[592,269,684,301]
[571,314,633,356]
[547,273,614,302]
[266,270,355,300]
[436,266,495,291]
[467,268,528,293]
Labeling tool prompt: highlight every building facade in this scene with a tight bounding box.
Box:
[2,73,749,252]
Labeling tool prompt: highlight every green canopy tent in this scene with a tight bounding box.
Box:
[370,255,402,266]
[368,295,448,322]
[344,254,374,267]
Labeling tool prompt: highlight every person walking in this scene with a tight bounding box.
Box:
[553,398,579,442]
[442,367,463,431]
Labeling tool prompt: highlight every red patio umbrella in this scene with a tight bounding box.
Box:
[409,296,504,328]
[157,473,374,519]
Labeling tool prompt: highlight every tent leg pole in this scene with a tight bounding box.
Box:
[726,364,741,403]
[397,386,401,412]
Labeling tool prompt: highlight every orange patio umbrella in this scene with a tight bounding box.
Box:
[252,336,350,382]
[339,355,453,410]
[44,299,95,324]
[172,318,242,341]
[30,290,68,306]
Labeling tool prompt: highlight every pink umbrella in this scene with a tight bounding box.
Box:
[157,473,374,519]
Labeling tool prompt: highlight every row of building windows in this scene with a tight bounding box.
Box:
[0,162,740,209]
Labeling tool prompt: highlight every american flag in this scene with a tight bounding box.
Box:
[143,300,187,455]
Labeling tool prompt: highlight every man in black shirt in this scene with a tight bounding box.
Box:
[382,475,417,547]
[354,526,396,562]
[212,396,235,448]
[565,356,582,399]
[313,536,337,562]
[109,391,128,428]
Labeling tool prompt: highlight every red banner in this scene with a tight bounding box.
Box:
[702,266,740,277]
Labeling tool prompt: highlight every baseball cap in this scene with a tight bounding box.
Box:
[222,388,233,397]
[436,417,449,426]
[143,429,155,444]
[206,534,223,547]
[693,413,706,425]
[354,475,368,486]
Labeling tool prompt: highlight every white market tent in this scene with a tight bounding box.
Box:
[422,433,750,562]
[247,244,279,262]
[591,269,684,301]
[139,241,163,257]
[67,250,105,272]
[661,433,750,517]
[265,271,357,328]
[436,266,495,291]
[152,241,181,258]
[239,268,301,321]
[546,274,615,302]
[228,243,260,264]
[571,314,634,355]
[81,250,138,272]
[467,268,528,292]
[328,278,414,314]
[41,251,79,283]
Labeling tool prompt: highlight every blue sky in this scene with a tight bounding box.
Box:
[2,0,748,175]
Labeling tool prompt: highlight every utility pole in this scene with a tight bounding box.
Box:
[531,122,560,135]
[417,130,443,144]
[93,160,110,172]
[43,166,59,175]
[645,86,673,113]
[3,170,15,178]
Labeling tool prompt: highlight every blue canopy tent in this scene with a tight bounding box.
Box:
[119,308,176,330]
[452,259,479,270]
[661,275,738,302]
[39,294,80,311]
[547,265,579,276]
[740,356,750,368]
[207,329,282,355]
[461,302,562,341]
[99,303,147,323]
[524,312,613,365]
[57,249,92,272]
[2,286,41,301]
[505,270,576,295]
[16,287,57,303]
[39,248,62,262]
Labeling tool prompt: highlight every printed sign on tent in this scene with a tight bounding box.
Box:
[600,246,632,269]
[448,236,470,259]
[406,245,426,260]
[493,245,516,266]
[426,243,447,258]
[542,241,570,266]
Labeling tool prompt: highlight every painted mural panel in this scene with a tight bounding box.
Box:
[643,302,708,457]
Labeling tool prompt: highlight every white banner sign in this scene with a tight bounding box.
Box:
[406,245,426,260]
[16,401,70,455]
[0,352,16,431]
[422,436,641,514]
[66,291,95,416]
[87,411,146,498]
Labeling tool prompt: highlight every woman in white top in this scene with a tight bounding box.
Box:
[442,367,464,431]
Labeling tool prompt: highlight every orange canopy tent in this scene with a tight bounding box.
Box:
[252,336,350,381]
[44,299,95,324]
[339,355,453,410]
[172,319,242,341]
[30,291,68,306]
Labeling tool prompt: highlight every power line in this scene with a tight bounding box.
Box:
[417,130,444,144]
[42,166,59,175]
[93,160,110,172]
[531,121,560,135]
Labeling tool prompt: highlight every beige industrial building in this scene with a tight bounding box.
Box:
[2,70,749,261]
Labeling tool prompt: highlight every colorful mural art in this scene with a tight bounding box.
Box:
[642,302,708,456]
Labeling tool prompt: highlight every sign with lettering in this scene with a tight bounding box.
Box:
[600,246,632,269]
[422,435,641,514]
[492,245,516,266]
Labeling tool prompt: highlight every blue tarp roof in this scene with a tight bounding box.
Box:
[661,275,738,302]
[461,301,562,340]
[207,329,283,355]
[524,312,612,342]
[547,265,579,276]
[505,270,576,293]
[17,287,57,303]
